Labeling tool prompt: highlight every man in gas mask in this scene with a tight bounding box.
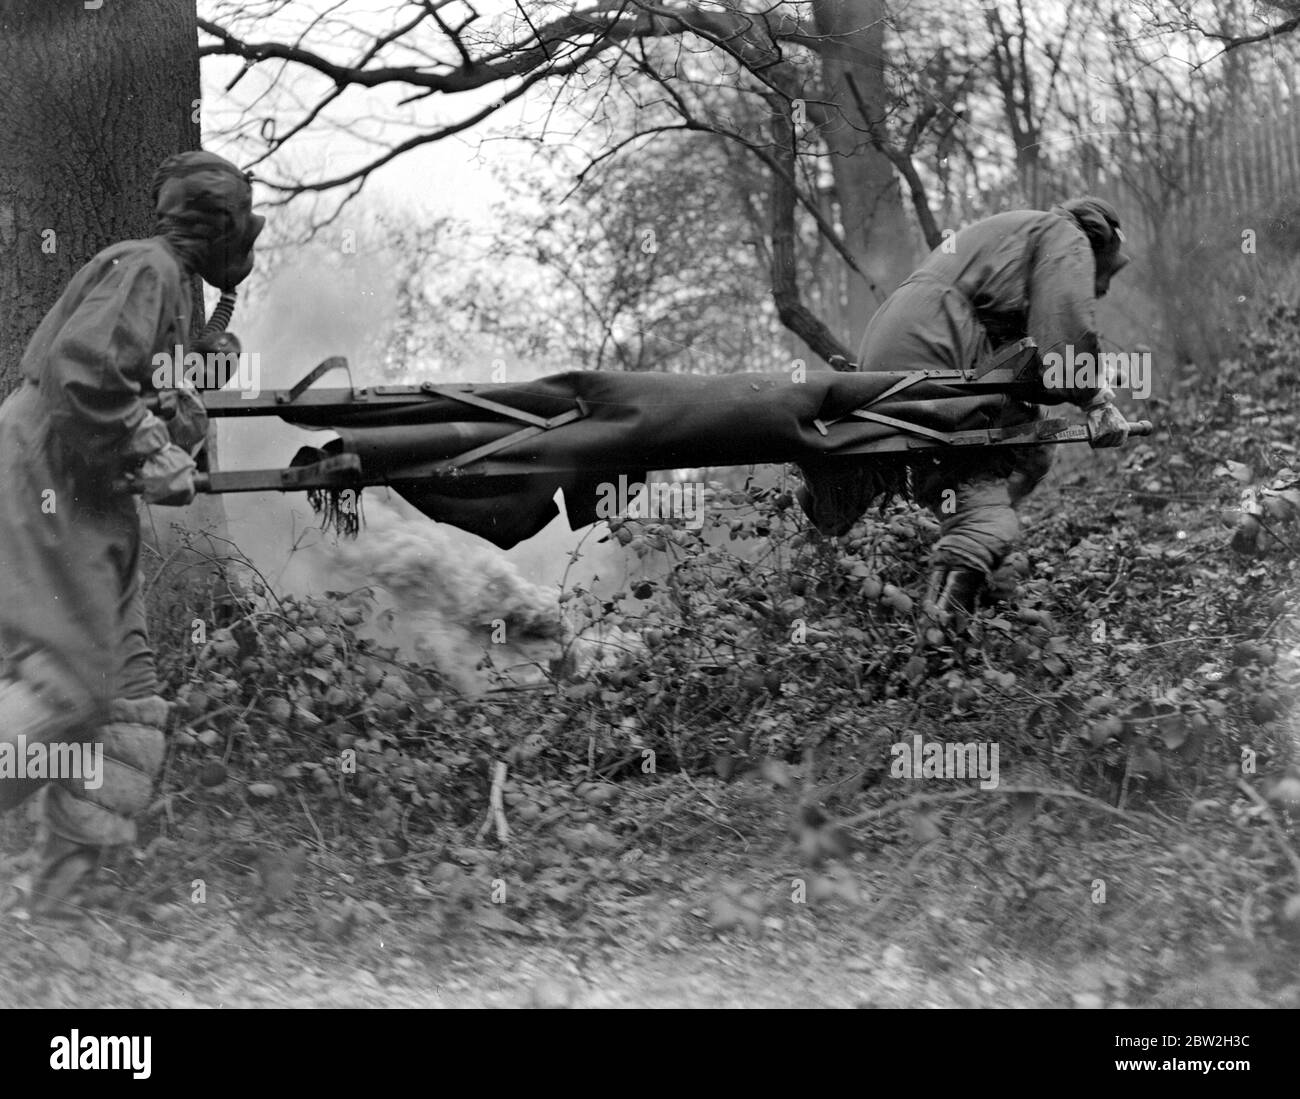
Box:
[853,196,1133,625]
[0,150,263,915]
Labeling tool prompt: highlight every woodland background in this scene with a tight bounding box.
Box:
[2,0,1300,1008]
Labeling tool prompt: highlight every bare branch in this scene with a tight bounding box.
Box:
[1207,13,1300,55]
[766,95,852,366]
[844,73,941,252]
[198,9,637,94]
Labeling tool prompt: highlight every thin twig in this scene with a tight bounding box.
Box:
[297,791,328,856]
[834,784,1169,830]
[1236,778,1300,880]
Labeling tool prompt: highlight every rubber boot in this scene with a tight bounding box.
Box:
[923,566,985,635]
[33,696,169,919]
[0,656,99,917]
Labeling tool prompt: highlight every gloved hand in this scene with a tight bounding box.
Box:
[154,387,209,455]
[123,410,172,460]
[134,444,197,506]
[1086,401,1130,448]
[120,411,197,504]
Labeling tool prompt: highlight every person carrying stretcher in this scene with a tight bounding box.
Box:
[0,150,263,916]
[856,196,1133,625]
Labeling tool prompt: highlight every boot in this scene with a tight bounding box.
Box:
[923,566,985,634]
[34,695,169,918]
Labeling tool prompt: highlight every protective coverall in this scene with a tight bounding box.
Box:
[0,150,263,915]
[856,198,1131,619]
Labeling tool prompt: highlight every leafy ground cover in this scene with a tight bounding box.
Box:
[3,302,1300,1008]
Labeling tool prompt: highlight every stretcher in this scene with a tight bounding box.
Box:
[156,339,1153,548]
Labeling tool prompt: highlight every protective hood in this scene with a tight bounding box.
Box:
[1051,195,1130,275]
[152,151,264,292]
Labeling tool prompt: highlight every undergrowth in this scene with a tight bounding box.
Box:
[5,297,1300,1006]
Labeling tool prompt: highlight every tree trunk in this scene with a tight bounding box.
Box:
[812,0,916,352]
[0,0,204,390]
[0,0,226,534]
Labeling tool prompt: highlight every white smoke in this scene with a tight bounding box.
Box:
[213,224,629,693]
[323,491,562,688]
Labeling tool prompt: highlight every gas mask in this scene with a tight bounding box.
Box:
[152,151,265,293]
[194,190,264,292]
[1094,234,1129,299]
[1052,196,1131,299]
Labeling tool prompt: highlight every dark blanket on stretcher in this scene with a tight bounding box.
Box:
[281,369,1034,549]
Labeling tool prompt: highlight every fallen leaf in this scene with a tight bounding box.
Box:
[473,908,532,936]
[911,812,941,843]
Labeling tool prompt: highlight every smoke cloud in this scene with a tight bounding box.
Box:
[213,229,625,692]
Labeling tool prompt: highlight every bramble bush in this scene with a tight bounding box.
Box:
[120,298,1300,961]
[146,296,1300,833]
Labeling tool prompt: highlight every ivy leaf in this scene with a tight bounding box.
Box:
[911,812,941,844]
[760,758,793,789]
[1156,714,1189,750]
[1213,460,1254,482]
[1087,715,1123,747]
[1129,746,1164,779]
[1023,704,1050,738]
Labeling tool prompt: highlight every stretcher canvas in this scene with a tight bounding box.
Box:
[270,367,1042,548]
